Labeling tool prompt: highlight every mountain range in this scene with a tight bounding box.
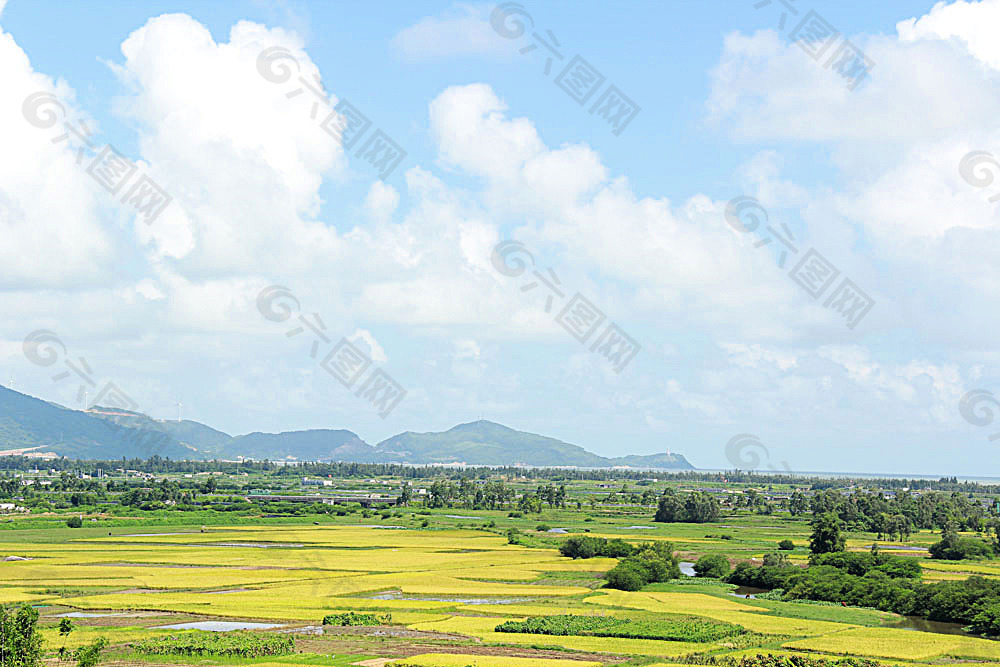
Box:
[0,385,693,469]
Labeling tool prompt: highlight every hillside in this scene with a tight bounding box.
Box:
[373,420,694,469]
[227,429,373,462]
[0,387,694,469]
[0,386,192,460]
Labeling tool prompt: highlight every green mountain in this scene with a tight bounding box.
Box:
[0,387,693,469]
[227,430,373,462]
[372,420,693,469]
[0,386,192,459]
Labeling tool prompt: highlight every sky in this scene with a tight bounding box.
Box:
[2,0,1000,475]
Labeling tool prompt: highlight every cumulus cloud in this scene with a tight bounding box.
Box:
[0,29,119,289]
[4,5,1000,471]
[898,0,1000,70]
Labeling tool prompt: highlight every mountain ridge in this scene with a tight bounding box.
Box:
[0,386,694,469]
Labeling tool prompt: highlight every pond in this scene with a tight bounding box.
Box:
[728,586,768,599]
[884,616,971,636]
[862,544,927,551]
[155,621,284,632]
[679,561,696,576]
[363,590,533,605]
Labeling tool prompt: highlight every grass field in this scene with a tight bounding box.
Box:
[1,514,998,666]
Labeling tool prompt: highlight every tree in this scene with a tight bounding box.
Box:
[605,562,646,591]
[654,491,720,524]
[693,554,730,578]
[654,492,684,523]
[929,523,994,560]
[968,602,1000,637]
[809,512,846,554]
[762,552,790,567]
[58,619,74,637]
[0,603,44,667]
[789,490,809,516]
[398,484,412,506]
[66,516,82,529]
[72,637,107,667]
[778,539,795,551]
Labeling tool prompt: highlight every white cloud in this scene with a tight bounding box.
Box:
[112,14,347,276]
[349,328,387,364]
[898,0,1000,70]
[0,29,119,289]
[0,1,7,18]
[392,4,514,62]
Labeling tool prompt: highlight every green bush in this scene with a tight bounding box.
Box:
[131,632,293,658]
[559,536,635,559]
[778,539,795,550]
[967,602,1000,637]
[322,612,391,626]
[0,603,44,667]
[72,637,108,667]
[605,541,680,590]
[929,535,993,560]
[495,614,744,642]
[66,516,83,528]
[694,554,731,578]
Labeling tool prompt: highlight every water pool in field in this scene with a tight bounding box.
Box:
[884,616,971,636]
[57,612,130,618]
[727,586,768,599]
[154,621,284,631]
[679,561,696,576]
[364,590,533,605]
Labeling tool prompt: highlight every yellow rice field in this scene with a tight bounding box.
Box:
[2,523,998,666]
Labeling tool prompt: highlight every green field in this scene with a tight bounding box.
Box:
[2,464,1000,667]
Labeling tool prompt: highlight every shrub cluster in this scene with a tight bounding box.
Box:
[675,655,898,667]
[693,554,731,578]
[725,550,1000,634]
[322,612,391,626]
[131,632,294,657]
[558,536,635,559]
[605,541,681,591]
[495,614,744,642]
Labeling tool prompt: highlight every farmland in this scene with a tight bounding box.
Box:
[2,463,1000,666]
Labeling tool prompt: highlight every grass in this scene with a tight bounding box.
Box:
[2,514,998,666]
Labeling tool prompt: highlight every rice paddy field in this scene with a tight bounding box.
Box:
[3,513,999,667]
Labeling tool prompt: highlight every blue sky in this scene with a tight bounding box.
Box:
[2,0,1000,475]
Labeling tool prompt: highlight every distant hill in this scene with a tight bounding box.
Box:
[372,420,693,469]
[0,387,694,469]
[0,386,192,460]
[227,430,373,462]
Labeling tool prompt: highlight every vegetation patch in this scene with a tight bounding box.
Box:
[130,631,294,657]
[495,613,745,642]
[322,611,392,626]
